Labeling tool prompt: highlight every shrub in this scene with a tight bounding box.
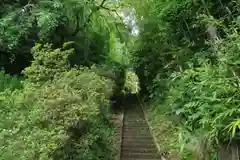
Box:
[0,43,116,160]
[124,70,139,94]
[23,43,74,83]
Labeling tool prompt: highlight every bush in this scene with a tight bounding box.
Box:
[0,44,117,160]
[124,70,139,94]
[23,43,74,83]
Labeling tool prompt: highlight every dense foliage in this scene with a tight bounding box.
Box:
[128,0,240,159]
[0,43,117,160]
[0,0,133,159]
[3,0,240,159]
[0,0,128,74]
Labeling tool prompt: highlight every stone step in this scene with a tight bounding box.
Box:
[124,115,144,117]
[123,126,148,129]
[121,152,161,159]
[125,117,144,119]
[123,127,150,130]
[122,143,156,147]
[123,136,153,140]
[122,138,154,143]
[123,131,150,134]
[123,128,147,130]
[120,106,160,160]
[123,134,151,138]
[124,122,148,124]
[124,119,145,121]
[123,132,150,136]
[124,121,146,123]
[122,140,154,144]
[122,147,158,153]
[122,143,156,148]
[124,121,147,124]
[123,124,148,126]
[121,158,161,160]
[123,124,148,127]
[124,117,144,119]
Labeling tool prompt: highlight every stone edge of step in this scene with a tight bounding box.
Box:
[137,97,169,160]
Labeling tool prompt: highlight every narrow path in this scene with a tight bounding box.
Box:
[120,104,162,160]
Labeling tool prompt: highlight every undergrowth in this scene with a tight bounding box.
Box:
[0,43,117,160]
[0,72,23,92]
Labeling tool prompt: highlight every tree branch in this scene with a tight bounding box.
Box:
[100,6,123,21]
[72,13,81,36]
[72,0,107,36]
[98,0,107,9]
[72,0,122,36]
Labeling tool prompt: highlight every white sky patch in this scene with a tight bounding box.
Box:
[121,7,139,36]
[132,26,139,35]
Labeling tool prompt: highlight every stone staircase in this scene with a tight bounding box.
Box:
[120,105,162,160]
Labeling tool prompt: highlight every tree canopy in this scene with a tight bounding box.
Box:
[1,0,240,159]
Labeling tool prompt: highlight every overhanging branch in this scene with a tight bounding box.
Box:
[98,0,107,9]
[72,0,107,36]
[100,6,123,21]
[72,13,81,36]
[72,0,122,36]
